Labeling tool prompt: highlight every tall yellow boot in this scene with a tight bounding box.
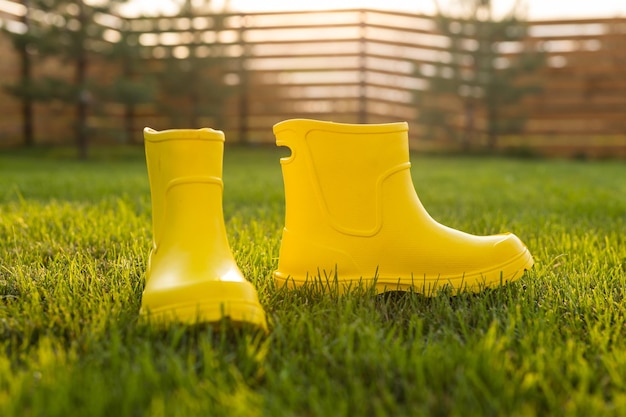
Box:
[273,119,533,295]
[141,127,267,330]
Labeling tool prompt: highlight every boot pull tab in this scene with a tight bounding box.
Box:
[276,136,296,164]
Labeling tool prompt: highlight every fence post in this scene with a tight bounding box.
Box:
[20,0,34,146]
[237,13,249,144]
[358,9,367,124]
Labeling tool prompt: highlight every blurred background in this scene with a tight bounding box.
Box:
[0,0,624,159]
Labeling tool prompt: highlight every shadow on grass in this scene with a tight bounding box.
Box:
[267,270,531,339]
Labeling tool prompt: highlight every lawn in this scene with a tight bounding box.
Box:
[1,146,625,416]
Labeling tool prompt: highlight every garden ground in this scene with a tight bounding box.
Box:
[1,147,625,416]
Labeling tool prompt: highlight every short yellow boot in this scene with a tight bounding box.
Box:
[273,119,533,295]
[141,127,267,330]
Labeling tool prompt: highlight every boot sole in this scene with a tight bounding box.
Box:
[140,299,268,332]
[274,247,534,296]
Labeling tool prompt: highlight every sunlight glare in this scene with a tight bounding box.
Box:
[119,0,626,19]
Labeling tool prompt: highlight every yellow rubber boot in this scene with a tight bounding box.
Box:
[141,127,267,330]
[273,119,533,295]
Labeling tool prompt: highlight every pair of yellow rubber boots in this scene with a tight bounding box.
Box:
[141,119,534,331]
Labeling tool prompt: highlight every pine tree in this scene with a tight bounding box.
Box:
[4,0,130,158]
[155,0,236,130]
[99,16,156,144]
[415,0,544,151]
[3,0,38,147]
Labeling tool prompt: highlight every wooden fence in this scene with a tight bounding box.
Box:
[1,4,625,157]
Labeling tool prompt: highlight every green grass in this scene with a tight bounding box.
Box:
[1,146,625,416]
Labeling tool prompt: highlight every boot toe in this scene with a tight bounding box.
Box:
[141,279,267,331]
[481,232,534,286]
